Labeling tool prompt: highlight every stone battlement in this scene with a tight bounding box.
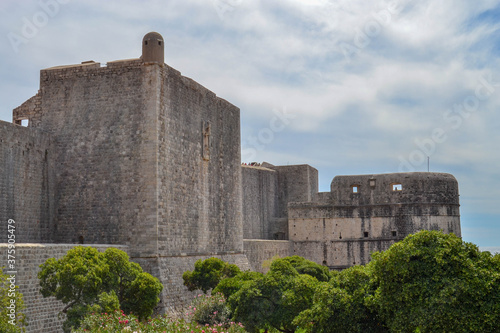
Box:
[330,172,460,205]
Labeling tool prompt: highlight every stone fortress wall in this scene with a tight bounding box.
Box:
[241,166,460,270]
[241,163,318,241]
[156,63,243,257]
[0,121,55,244]
[11,33,243,259]
[0,32,460,332]
[243,239,291,273]
[1,32,248,332]
[288,172,461,269]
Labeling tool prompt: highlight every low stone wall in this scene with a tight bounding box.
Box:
[243,239,291,273]
[153,253,250,311]
[0,243,251,332]
[0,243,128,333]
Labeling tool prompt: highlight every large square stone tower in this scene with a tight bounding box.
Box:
[8,32,248,308]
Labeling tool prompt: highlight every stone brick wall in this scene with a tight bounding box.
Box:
[330,172,460,206]
[12,92,41,126]
[0,244,128,333]
[6,53,251,319]
[0,121,54,243]
[0,243,248,332]
[131,252,250,312]
[27,60,160,257]
[241,164,319,241]
[157,65,243,256]
[271,164,319,219]
[243,240,291,273]
[289,172,461,269]
[241,165,278,239]
[314,192,331,203]
[291,239,397,269]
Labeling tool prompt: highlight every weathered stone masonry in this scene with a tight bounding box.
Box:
[0,32,461,332]
[0,122,54,244]
[241,163,318,241]
[288,173,461,269]
[1,32,248,332]
[240,165,460,270]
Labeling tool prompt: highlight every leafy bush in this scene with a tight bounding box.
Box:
[281,256,331,282]
[293,231,500,333]
[183,257,241,293]
[294,265,387,333]
[229,259,320,333]
[73,306,247,332]
[38,246,163,332]
[369,230,500,333]
[213,270,263,299]
[190,293,232,327]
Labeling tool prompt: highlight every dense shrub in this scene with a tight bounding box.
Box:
[190,293,232,327]
[281,256,331,282]
[38,246,163,332]
[294,231,500,333]
[180,231,500,333]
[213,270,263,299]
[183,257,241,293]
[73,304,246,333]
[229,259,320,333]
[294,265,387,333]
[369,230,500,333]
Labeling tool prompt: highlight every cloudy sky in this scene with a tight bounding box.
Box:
[1,0,499,248]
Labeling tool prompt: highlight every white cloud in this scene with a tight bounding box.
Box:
[0,0,499,245]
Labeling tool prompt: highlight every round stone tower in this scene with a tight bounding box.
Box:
[142,32,164,64]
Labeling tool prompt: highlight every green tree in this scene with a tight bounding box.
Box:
[229,259,320,333]
[38,246,163,332]
[369,230,500,333]
[213,270,263,299]
[281,256,331,282]
[182,257,241,293]
[294,265,387,333]
[0,269,26,333]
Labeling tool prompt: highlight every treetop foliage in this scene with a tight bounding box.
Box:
[182,257,241,293]
[213,270,263,299]
[184,231,500,333]
[280,256,331,282]
[38,246,163,332]
[228,258,322,333]
[370,230,500,333]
